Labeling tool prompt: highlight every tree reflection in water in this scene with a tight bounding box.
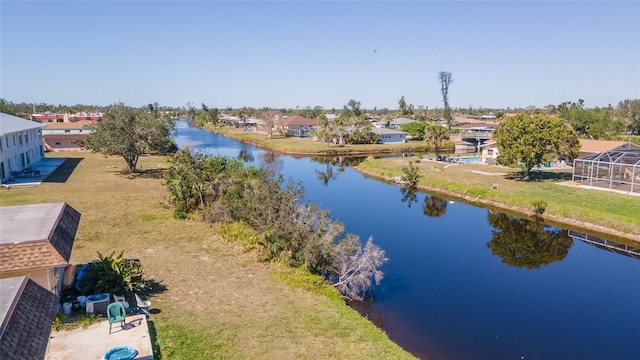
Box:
[486,211,573,269]
[316,163,339,186]
[259,152,283,174]
[422,195,448,217]
[237,145,254,163]
[399,187,418,207]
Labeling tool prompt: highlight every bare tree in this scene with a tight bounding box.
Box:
[330,236,388,301]
[261,109,280,138]
[438,71,454,130]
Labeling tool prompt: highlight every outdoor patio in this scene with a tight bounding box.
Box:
[3,158,66,187]
[46,314,154,360]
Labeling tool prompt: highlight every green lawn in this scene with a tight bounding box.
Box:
[0,152,415,360]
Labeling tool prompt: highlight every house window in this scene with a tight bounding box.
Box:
[64,130,71,133]
[488,149,494,155]
[18,134,23,145]
[25,132,29,143]
[55,141,61,145]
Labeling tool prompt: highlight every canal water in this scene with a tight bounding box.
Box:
[173,120,640,359]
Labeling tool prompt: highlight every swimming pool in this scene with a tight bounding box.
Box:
[456,156,482,163]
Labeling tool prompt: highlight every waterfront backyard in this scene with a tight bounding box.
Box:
[0,152,414,359]
[3,123,639,358]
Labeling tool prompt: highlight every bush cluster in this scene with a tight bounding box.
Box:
[164,149,388,301]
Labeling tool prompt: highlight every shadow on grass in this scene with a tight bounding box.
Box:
[504,170,572,182]
[147,320,163,360]
[121,168,167,180]
[144,279,167,359]
[145,278,168,296]
[43,157,83,183]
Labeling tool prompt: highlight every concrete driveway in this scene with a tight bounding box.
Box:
[46,314,154,360]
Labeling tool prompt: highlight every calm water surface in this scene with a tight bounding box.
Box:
[173,120,640,359]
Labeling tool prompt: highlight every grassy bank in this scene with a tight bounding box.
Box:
[212,127,437,155]
[0,152,414,360]
[357,156,640,243]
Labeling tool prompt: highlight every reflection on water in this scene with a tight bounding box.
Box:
[237,145,255,163]
[399,187,418,207]
[486,211,573,269]
[422,195,448,217]
[570,231,640,260]
[315,163,339,186]
[259,152,283,174]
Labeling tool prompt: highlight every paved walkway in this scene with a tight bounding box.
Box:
[46,314,154,360]
[2,158,66,186]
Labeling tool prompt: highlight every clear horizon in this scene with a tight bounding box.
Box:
[2,1,639,110]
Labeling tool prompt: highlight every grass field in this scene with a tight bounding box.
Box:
[357,156,640,243]
[0,152,415,360]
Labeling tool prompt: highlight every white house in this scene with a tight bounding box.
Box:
[0,113,45,182]
[477,141,499,163]
[371,127,408,144]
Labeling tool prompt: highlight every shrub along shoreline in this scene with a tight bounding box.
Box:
[0,152,415,359]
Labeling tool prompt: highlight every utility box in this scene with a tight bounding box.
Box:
[85,293,110,315]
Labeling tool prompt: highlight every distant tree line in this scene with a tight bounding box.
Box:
[3,97,638,138]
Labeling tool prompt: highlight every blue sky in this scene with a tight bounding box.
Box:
[2,1,639,110]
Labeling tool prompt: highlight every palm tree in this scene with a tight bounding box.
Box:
[425,123,450,158]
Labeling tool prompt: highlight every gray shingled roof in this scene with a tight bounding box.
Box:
[0,202,81,272]
[371,127,408,135]
[0,276,59,360]
[0,113,44,135]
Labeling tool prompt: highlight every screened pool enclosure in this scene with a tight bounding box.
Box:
[572,147,640,195]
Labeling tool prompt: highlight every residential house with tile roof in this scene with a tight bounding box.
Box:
[280,116,318,138]
[42,119,96,150]
[0,202,81,296]
[577,139,636,158]
[0,276,59,360]
[0,113,45,183]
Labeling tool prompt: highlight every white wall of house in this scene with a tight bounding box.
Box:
[378,133,406,144]
[0,113,45,182]
[479,142,499,163]
[372,128,408,144]
[42,128,93,135]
